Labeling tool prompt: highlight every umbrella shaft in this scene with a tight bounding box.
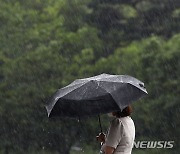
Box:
[98,115,103,133]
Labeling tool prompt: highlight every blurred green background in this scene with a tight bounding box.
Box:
[0,0,179,153]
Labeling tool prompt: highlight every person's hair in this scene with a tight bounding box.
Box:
[115,105,133,118]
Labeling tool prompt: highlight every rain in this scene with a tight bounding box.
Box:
[0,0,179,154]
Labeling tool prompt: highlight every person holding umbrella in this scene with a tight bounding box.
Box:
[45,74,147,154]
[96,105,135,154]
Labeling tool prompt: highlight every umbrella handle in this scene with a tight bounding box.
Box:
[98,114,103,133]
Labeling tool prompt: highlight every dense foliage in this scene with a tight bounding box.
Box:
[0,0,179,153]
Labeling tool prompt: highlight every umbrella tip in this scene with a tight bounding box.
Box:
[139,83,148,94]
[139,83,144,87]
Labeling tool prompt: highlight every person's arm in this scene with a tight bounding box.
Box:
[104,146,115,154]
[105,118,123,153]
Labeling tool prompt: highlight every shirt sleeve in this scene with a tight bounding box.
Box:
[105,118,123,148]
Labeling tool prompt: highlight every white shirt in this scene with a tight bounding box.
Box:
[101,116,135,154]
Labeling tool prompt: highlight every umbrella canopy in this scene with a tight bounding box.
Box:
[46,73,147,118]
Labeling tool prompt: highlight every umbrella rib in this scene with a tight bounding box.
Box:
[46,81,90,116]
[98,80,147,94]
[98,82,147,108]
[58,81,89,99]
[61,80,94,99]
[95,82,122,109]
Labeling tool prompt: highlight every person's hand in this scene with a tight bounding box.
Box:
[96,132,106,143]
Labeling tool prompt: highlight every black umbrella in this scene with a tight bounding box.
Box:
[45,73,147,118]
